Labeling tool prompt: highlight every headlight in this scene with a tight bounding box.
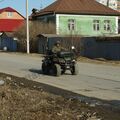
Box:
[72,59,76,62]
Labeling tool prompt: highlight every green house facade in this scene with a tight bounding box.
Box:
[31,0,120,36]
[56,14,118,36]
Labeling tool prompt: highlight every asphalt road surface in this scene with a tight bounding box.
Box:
[0,53,120,101]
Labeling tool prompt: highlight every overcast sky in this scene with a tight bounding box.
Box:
[0,0,55,17]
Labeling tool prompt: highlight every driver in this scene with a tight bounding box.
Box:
[52,41,66,53]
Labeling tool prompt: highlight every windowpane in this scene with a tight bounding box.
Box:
[8,12,13,17]
[104,20,111,31]
[93,20,100,31]
[68,19,75,31]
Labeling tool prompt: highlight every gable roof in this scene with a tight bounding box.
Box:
[0,7,25,19]
[0,19,24,32]
[33,0,120,17]
[0,7,16,13]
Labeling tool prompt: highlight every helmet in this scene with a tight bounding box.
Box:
[55,41,61,45]
[56,41,60,44]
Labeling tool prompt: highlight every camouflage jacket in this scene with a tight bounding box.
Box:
[52,46,65,53]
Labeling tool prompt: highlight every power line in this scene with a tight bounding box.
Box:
[40,0,43,10]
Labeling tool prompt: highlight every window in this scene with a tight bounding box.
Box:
[7,12,13,17]
[104,20,111,31]
[93,20,100,31]
[68,19,75,31]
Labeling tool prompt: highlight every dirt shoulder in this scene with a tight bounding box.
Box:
[0,73,120,120]
[78,56,120,66]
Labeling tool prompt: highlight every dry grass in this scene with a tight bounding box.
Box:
[0,80,96,120]
[0,74,120,120]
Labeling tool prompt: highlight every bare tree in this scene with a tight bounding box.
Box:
[14,21,55,52]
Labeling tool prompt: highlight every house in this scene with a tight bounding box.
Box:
[32,0,120,60]
[96,0,118,11]
[96,0,120,12]
[0,7,24,32]
[31,0,120,36]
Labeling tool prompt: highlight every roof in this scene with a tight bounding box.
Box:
[0,7,16,13]
[38,34,120,38]
[0,7,25,19]
[0,19,24,32]
[37,34,66,38]
[33,0,120,17]
[37,34,93,38]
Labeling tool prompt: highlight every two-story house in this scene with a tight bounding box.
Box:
[31,0,120,36]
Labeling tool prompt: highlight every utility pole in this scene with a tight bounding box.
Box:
[26,0,30,54]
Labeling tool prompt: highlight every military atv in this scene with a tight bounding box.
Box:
[42,50,79,76]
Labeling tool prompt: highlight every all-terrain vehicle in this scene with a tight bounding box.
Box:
[42,50,79,76]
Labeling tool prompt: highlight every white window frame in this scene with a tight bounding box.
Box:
[93,20,100,31]
[104,20,111,31]
[68,19,75,31]
[7,12,13,17]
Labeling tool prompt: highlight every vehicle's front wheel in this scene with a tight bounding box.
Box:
[54,64,61,76]
[71,64,79,75]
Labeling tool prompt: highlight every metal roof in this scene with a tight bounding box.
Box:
[33,0,120,17]
[37,34,67,38]
[38,34,120,38]
[0,7,16,13]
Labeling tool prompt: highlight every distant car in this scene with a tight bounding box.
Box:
[42,50,79,76]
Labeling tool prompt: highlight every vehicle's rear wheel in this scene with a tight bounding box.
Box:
[71,64,79,75]
[54,64,61,76]
[42,63,48,74]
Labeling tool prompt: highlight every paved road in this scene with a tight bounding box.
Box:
[0,53,120,101]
